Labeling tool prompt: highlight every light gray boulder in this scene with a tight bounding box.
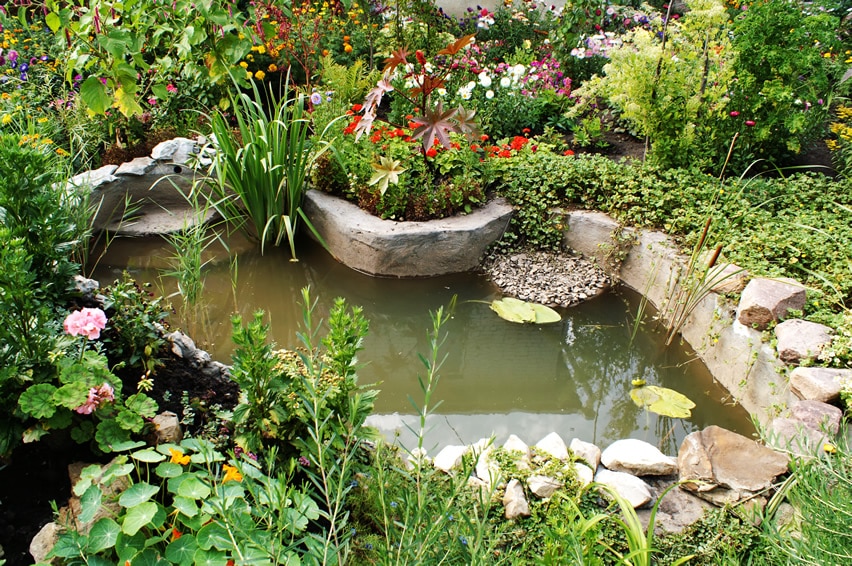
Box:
[151,137,197,164]
[503,479,531,519]
[790,399,842,435]
[570,438,601,471]
[433,445,467,473]
[527,475,563,498]
[572,462,595,487]
[68,164,118,189]
[775,319,832,364]
[535,432,569,461]
[151,411,183,444]
[115,156,156,176]
[767,417,829,458]
[789,367,849,403]
[594,469,653,509]
[601,438,677,476]
[737,278,806,331]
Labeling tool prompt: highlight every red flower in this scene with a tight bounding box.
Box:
[450,142,461,150]
[415,50,427,66]
[172,528,182,541]
[342,115,362,135]
[563,149,575,156]
[426,147,438,158]
[352,103,363,112]
[498,149,512,158]
[729,111,739,117]
[522,128,531,135]
[510,136,528,151]
[480,134,489,142]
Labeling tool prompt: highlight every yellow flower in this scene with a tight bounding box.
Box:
[268,63,278,72]
[254,70,266,80]
[222,464,243,483]
[824,443,837,454]
[239,61,248,68]
[245,70,253,80]
[169,448,191,465]
[1,115,11,126]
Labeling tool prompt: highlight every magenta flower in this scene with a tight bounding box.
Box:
[166,83,178,94]
[745,120,756,127]
[63,308,107,340]
[729,111,739,117]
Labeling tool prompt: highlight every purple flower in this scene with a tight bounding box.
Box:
[18,63,28,73]
[298,456,310,467]
[7,50,17,63]
[310,92,322,105]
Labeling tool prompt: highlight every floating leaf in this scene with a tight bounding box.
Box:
[490,297,561,324]
[630,385,696,418]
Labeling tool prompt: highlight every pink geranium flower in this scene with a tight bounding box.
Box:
[63,308,107,340]
[75,382,115,414]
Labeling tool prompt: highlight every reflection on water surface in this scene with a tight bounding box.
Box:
[93,234,754,453]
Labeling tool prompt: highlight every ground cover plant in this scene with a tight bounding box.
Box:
[2,0,852,563]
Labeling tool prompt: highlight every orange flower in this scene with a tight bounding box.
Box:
[344,44,353,53]
[171,527,182,541]
[222,464,243,484]
[169,448,190,466]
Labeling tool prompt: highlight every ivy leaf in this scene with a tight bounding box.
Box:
[54,382,91,411]
[630,385,696,418]
[18,383,58,419]
[410,101,458,151]
[368,157,407,195]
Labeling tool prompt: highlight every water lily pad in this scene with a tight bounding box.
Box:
[490,297,561,324]
[630,385,696,418]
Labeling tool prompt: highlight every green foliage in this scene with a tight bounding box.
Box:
[101,273,169,376]
[48,442,320,565]
[40,0,250,119]
[209,77,329,258]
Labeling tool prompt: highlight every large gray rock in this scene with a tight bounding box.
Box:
[789,367,850,403]
[790,399,842,435]
[69,164,119,189]
[151,411,183,444]
[572,462,595,487]
[115,156,156,176]
[601,438,677,476]
[151,137,197,164]
[527,475,563,498]
[737,278,806,330]
[30,522,61,564]
[767,417,829,458]
[303,190,513,277]
[570,438,601,471]
[594,469,653,509]
[678,426,788,504]
[774,319,832,364]
[503,479,531,519]
[638,478,714,535]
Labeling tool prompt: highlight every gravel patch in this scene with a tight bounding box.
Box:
[481,250,610,308]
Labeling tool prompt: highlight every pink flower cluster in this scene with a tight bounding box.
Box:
[63,308,107,340]
[75,383,115,415]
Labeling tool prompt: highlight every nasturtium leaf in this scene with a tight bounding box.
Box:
[490,297,561,324]
[121,501,159,535]
[18,383,58,419]
[166,534,199,563]
[131,448,166,463]
[119,482,160,508]
[196,522,231,551]
[171,495,200,518]
[109,440,146,453]
[193,547,229,566]
[79,484,103,524]
[88,518,121,554]
[177,476,212,500]
[155,461,184,479]
[132,548,170,566]
[630,385,696,418]
[80,76,111,115]
[88,556,116,566]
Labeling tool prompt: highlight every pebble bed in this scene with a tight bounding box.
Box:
[481,250,611,308]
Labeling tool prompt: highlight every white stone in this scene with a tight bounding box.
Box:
[69,164,118,189]
[789,367,848,403]
[775,319,832,364]
[503,434,530,456]
[475,444,500,487]
[594,469,653,509]
[570,438,601,470]
[502,479,530,519]
[115,156,155,176]
[534,432,569,461]
[601,438,677,476]
[527,475,563,498]
[151,137,197,164]
[572,462,595,487]
[433,445,467,473]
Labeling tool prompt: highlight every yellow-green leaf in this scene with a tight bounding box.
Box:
[490,297,561,324]
[630,385,695,418]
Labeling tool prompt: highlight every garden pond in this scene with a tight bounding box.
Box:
[92,233,754,455]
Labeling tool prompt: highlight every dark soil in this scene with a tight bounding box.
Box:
[0,352,238,566]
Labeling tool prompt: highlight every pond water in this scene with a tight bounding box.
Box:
[92,234,754,455]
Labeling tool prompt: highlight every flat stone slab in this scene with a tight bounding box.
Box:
[303,189,513,277]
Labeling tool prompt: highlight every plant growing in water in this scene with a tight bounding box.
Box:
[208,75,331,259]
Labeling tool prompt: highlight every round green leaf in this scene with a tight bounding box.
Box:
[88,518,121,554]
[630,385,696,418]
[166,534,199,563]
[177,476,212,500]
[18,383,58,419]
[490,297,561,324]
[155,461,184,479]
[119,482,160,508]
[132,449,166,463]
[122,501,159,536]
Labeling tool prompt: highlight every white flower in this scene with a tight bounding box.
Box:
[478,71,492,88]
[466,81,476,91]
[485,90,494,99]
[511,64,526,78]
[460,89,472,100]
[437,88,447,97]
[500,76,512,88]
[424,62,434,74]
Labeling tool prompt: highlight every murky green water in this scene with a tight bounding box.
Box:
[92,234,754,454]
